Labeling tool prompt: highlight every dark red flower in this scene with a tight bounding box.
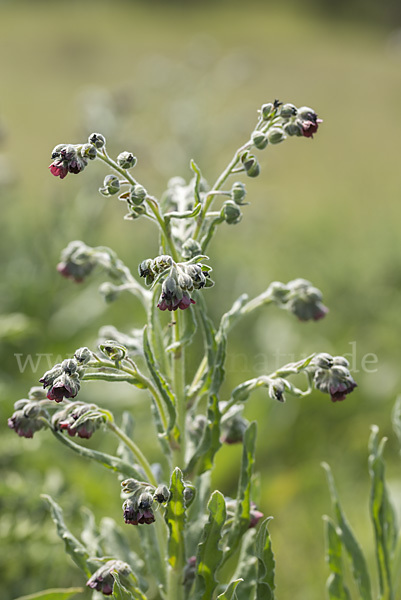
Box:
[46,375,80,402]
[49,161,68,179]
[157,291,195,312]
[301,117,323,138]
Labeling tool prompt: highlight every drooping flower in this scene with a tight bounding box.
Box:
[86,560,131,596]
[49,144,88,179]
[285,278,328,322]
[53,402,104,439]
[8,400,48,438]
[46,372,80,402]
[311,353,357,402]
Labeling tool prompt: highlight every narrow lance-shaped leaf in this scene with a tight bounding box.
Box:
[322,462,372,600]
[11,589,84,600]
[217,579,243,600]
[51,429,144,479]
[190,159,203,206]
[112,571,148,600]
[164,467,186,570]
[193,490,227,600]
[232,529,258,600]
[368,426,396,600]
[323,515,352,600]
[42,495,91,577]
[184,394,221,477]
[143,325,177,436]
[224,422,257,563]
[256,517,275,599]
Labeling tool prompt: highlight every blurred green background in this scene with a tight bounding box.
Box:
[2,1,401,598]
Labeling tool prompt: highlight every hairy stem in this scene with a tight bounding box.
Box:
[172,312,186,469]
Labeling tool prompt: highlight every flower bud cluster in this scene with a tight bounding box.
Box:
[86,560,132,596]
[49,142,97,180]
[268,278,328,322]
[139,255,213,312]
[99,340,127,361]
[253,100,322,150]
[309,353,357,402]
[121,479,170,526]
[52,401,106,439]
[57,240,97,283]
[39,347,91,402]
[8,394,49,438]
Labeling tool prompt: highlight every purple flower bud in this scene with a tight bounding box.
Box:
[86,560,131,596]
[249,502,264,528]
[286,279,328,322]
[123,499,139,525]
[46,372,80,402]
[311,354,357,402]
[8,401,48,438]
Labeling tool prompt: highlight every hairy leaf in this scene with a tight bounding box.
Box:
[368,426,397,599]
[42,495,91,577]
[323,516,352,600]
[216,579,243,600]
[184,394,221,477]
[51,430,143,479]
[11,590,83,600]
[322,463,372,600]
[112,572,148,600]
[256,517,275,598]
[164,467,186,570]
[193,490,226,600]
[232,529,258,600]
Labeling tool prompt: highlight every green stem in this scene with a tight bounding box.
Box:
[97,150,179,261]
[167,567,184,600]
[108,421,157,486]
[172,312,186,469]
[88,358,169,432]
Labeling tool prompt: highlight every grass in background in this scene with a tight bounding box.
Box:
[1,2,401,599]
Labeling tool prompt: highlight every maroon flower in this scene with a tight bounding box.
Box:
[123,500,139,525]
[249,503,264,528]
[87,561,131,597]
[137,508,155,525]
[157,291,195,312]
[300,113,323,138]
[8,411,44,438]
[312,354,357,403]
[46,373,80,402]
[329,380,357,402]
[49,161,68,179]
[57,261,84,283]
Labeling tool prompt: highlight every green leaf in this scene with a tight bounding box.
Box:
[112,572,148,600]
[368,426,396,599]
[322,463,372,600]
[41,495,91,577]
[143,325,177,435]
[216,579,243,600]
[193,491,226,600]
[256,517,275,599]
[190,301,217,400]
[232,529,258,600]
[51,430,143,479]
[224,422,257,562]
[323,516,352,600]
[190,159,203,206]
[12,589,83,600]
[184,394,222,477]
[392,395,401,452]
[164,467,186,570]
[80,507,101,557]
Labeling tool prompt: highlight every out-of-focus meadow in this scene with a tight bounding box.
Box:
[2,1,401,598]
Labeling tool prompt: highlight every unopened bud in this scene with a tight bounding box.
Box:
[267,128,286,145]
[88,133,106,149]
[61,358,78,375]
[99,174,120,196]
[74,347,92,365]
[181,238,202,259]
[222,200,242,225]
[297,106,317,121]
[261,103,274,119]
[251,130,268,150]
[99,281,121,303]
[117,151,137,169]
[283,121,303,137]
[154,484,170,504]
[280,103,297,118]
[231,182,247,205]
[80,143,97,160]
[241,153,260,178]
[129,184,147,206]
[100,340,127,361]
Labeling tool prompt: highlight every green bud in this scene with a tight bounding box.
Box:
[129,184,147,206]
[283,121,303,137]
[297,106,316,120]
[280,103,297,118]
[28,387,48,400]
[241,152,260,178]
[61,358,78,374]
[80,143,97,160]
[267,128,286,145]
[99,174,120,196]
[183,485,196,507]
[261,103,274,119]
[154,484,170,504]
[117,151,137,169]
[181,238,202,259]
[88,133,106,149]
[124,204,147,220]
[231,182,247,205]
[222,200,242,225]
[251,130,268,150]
[74,347,92,364]
[99,340,127,361]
